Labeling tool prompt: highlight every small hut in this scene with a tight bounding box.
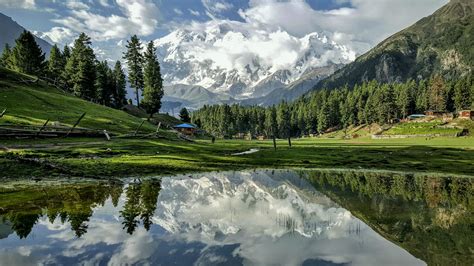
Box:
[459,110,474,120]
[173,123,196,136]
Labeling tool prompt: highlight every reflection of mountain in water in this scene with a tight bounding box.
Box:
[0,170,471,265]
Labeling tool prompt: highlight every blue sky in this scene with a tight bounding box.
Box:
[0,0,447,62]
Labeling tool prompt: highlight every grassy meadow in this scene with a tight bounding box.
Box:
[1,67,473,179]
[1,136,473,178]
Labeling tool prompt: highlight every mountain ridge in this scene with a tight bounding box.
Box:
[0,13,52,56]
[313,0,473,90]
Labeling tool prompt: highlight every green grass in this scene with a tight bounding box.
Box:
[383,121,463,136]
[1,136,473,178]
[0,67,161,134]
[1,67,473,178]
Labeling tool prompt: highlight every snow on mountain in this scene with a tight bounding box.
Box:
[148,170,424,266]
[152,170,348,242]
[155,20,355,106]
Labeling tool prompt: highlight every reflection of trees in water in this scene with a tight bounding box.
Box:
[305,170,473,265]
[0,183,122,238]
[306,171,472,208]
[120,180,161,234]
[0,180,162,239]
[0,181,148,239]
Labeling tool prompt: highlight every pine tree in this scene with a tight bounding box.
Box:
[60,45,71,87]
[454,76,471,111]
[318,101,330,133]
[428,75,447,112]
[47,44,64,82]
[0,43,12,68]
[10,30,45,75]
[179,107,191,123]
[277,101,291,147]
[113,61,127,108]
[141,41,164,118]
[65,33,97,100]
[265,106,278,150]
[123,35,144,108]
[95,61,112,106]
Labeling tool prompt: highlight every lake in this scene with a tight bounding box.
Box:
[0,170,472,265]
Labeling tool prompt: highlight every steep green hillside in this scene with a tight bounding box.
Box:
[317,0,473,89]
[0,67,158,134]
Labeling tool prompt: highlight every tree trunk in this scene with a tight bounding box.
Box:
[272,135,277,150]
[288,136,291,148]
[136,88,140,108]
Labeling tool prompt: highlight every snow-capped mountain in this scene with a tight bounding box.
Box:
[155,20,355,108]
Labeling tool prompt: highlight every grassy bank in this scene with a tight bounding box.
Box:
[1,136,473,178]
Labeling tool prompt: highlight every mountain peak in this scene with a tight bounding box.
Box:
[315,0,473,90]
[156,20,354,103]
[0,12,52,56]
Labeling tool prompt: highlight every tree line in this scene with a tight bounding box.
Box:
[192,75,473,139]
[0,30,164,117]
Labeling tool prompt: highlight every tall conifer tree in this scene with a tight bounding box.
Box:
[113,61,127,108]
[141,41,164,118]
[10,30,45,75]
[65,33,97,100]
[123,35,144,108]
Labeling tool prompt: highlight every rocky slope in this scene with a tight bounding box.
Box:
[0,13,52,56]
[315,0,473,90]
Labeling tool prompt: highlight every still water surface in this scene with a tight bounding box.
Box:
[0,170,472,265]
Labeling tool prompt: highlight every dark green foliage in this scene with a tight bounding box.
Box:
[9,30,45,75]
[95,60,114,106]
[0,43,12,68]
[141,41,164,117]
[112,61,127,108]
[179,107,191,123]
[454,75,472,110]
[123,35,144,108]
[193,75,472,138]
[276,101,291,139]
[46,44,65,82]
[428,75,447,111]
[65,33,97,101]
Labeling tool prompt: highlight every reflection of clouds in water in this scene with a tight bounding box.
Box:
[108,228,159,265]
[0,170,425,266]
[153,171,425,266]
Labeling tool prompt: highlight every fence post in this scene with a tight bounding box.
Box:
[134,120,145,136]
[36,119,50,137]
[66,112,86,137]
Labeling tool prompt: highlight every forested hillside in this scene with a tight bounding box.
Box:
[316,0,473,89]
[192,75,473,138]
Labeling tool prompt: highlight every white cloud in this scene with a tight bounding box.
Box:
[173,8,183,15]
[156,19,354,91]
[65,0,89,10]
[189,9,200,16]
[240,0,448,54]
[202,0,234,17]
[51,0,160,40]
[0,0,35,9]
[35,26,75,45]
[98,0,110,7]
